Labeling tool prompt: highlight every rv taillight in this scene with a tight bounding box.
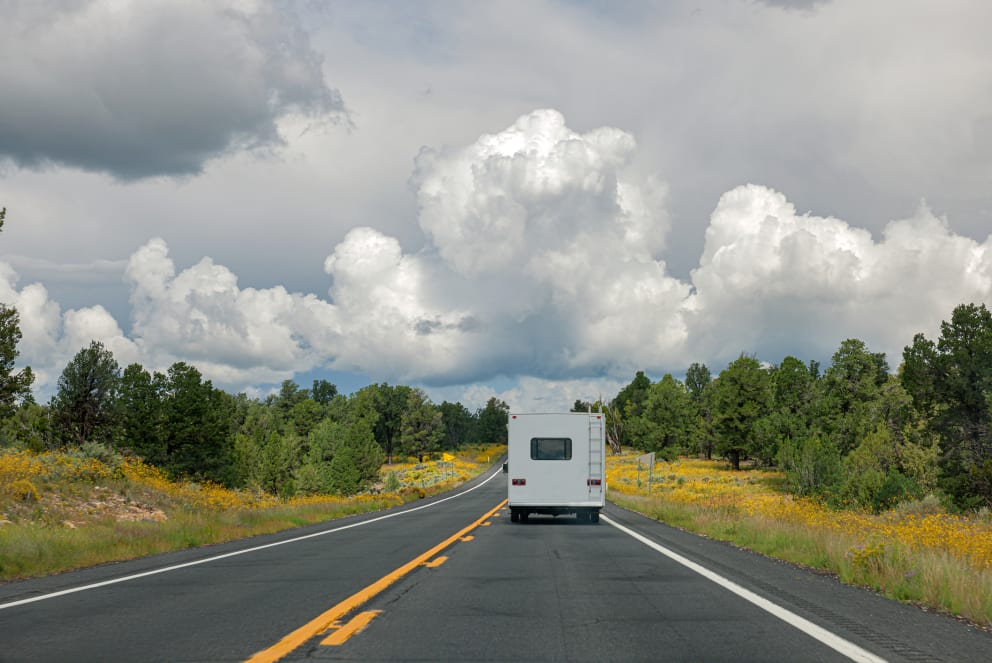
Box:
[587,478,602,486]
[512,478,526,486]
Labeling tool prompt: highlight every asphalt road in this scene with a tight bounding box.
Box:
[1,468,990,662]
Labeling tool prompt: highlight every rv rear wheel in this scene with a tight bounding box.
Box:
[510,509,519,523]
[590,511,600,524]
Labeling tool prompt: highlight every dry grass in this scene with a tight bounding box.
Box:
[607,452,992,626]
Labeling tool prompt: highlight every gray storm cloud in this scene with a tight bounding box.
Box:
[0,0,343,179]
[3,110,991,405]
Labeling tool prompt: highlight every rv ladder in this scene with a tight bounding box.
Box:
[588,415,604,494]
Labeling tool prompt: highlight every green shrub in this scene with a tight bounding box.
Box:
[874,471,923,512]
[294,463,329,495]
[76,441,120,465]
[893,493,945,516]
[778,433,841,497]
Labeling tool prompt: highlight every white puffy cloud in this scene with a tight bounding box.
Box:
[321,227,477,382]
[687,184,992,366]
[0,265,61,387]
[125,237,339,383]
[323,111,992,386]
[415,109,648,275]
[6,109,992,404]
[398,109,687,380]
[0,261,138,389]
[62,305,139,369]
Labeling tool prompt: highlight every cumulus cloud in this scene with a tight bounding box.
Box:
[5,109,992,408]
[0,0,344,179]
[322,227,476,382]
[686,185,992,366]
[415,109,648,275]
[332,110,992,385]
[0,261,138,388]
[402,109,686,380]
[125,237,339,383]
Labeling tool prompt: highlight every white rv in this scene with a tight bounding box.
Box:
[504,412,605,523]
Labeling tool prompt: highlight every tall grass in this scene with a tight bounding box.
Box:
[607,454,992,626]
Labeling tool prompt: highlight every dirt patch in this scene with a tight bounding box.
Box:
[46,486,168,527]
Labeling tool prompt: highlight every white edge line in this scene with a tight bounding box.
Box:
[602,514,888,663]
[0,468,504,611]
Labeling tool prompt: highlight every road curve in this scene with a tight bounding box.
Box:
[0,469,989,662]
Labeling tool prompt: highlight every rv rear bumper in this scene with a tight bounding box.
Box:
[509,503,603,514]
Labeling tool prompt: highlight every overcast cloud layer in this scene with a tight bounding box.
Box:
[2,1,991,411]
[0,0,343,178]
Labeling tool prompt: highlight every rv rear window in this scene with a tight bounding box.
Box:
[530,438,572,460]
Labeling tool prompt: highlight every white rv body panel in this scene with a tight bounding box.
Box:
[506,412,605,522]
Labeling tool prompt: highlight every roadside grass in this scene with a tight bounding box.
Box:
[0,443,505,582]
[606,452,992,627]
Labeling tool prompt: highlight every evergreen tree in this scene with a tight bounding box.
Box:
[612,370,652,447]
[820,339,889,454]
[627,374,693,459]
[116,363,165,463]
[273,379,308,421]
[51,341,120,446]
[161,362,236,484]
[0,402,50,451]
[476,397,509,446]
[0,305,34,418]
[352,383,410,463]
[311,379,338,405]
[685,363,714,459]
[297,418,382,495]
[439,400,474,450]
[902,303,992,506]
[400,388,443,461]
[685,363,711,402]
[233,402,286,492]
[343,418,384,490]
[752,357,816,466]
[288,398,324,438]
[711,355,772,470]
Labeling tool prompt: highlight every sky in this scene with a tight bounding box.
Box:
[1,0,991,412]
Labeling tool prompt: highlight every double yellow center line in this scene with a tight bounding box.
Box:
[245,499,507,663]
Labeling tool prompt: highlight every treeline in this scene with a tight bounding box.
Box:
[585,303,992,511]
[0,336,509,497]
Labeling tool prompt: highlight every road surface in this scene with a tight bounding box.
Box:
[1,467,990,662]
